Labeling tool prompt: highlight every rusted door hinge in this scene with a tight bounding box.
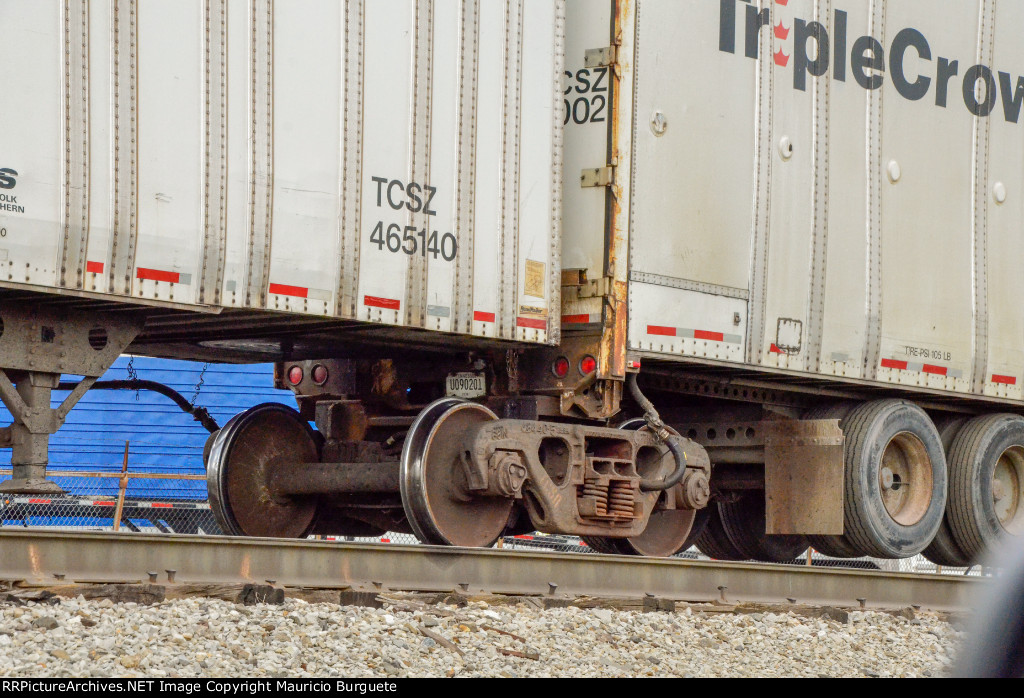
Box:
[580,166,615,188]
[584,46,617,68]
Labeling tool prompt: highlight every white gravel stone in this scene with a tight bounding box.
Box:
[0,597,961,678]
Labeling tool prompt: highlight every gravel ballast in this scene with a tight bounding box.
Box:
[0,597,960,678]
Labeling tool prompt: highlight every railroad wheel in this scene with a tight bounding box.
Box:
[693,504,745,561]
[922,417,973,567]
[718,493,809,563]
[400,399,514,547]
[803,402,862,559]
[205,403,319,538]
[947,414,1024,561]
[840,400,947,559]
[680,506,711,552]
[581,418,701,557]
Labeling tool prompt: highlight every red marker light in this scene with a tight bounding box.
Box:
[552,357,570,379]
[579,355,597,376]
[311,364,329,385]
[287,366,303,386]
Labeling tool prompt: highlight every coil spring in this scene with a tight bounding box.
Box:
[583,478,608,516]
[608,480,635,517]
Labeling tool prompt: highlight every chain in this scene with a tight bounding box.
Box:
[190,363,209,407]
[506,349,520,394]
[125,355,140,401]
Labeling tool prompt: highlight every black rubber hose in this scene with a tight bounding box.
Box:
[57,380,220,434]
[627,373,688,492]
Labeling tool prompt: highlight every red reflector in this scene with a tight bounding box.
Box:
[881,359,909,371]
[269,283,308,299]
[136,267,180,284]
[552,357,570,379]
[311,364,329,385]
[647,325,676,337]
[579,355,597,376]
[365,295,401,311]
[287,366,304,385]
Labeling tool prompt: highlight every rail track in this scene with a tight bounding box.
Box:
[0,530,980,612]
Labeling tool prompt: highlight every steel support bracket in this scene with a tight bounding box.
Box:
[576,275,614,299]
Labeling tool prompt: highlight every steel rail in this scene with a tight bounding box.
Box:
[0,530,981,611]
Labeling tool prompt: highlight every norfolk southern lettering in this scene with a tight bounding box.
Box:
[719,1,1024,122]
[0,168,23,213]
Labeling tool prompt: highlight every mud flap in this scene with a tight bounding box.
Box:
[764,419,844,535]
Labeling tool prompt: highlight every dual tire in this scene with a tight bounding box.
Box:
[946,414,1024,562]
[694,496,808,563]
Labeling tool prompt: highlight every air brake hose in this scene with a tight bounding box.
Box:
[57,380,220,434]
[627,373,689,492]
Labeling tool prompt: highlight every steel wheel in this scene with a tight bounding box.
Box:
[581,418,700,557]
[400,399,514,547]
[206,403,319,538]
[582,507,698,558]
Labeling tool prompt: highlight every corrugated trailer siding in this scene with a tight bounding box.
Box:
[624,0,1024,402]
[0,358,291,501]
[0,0,563,345]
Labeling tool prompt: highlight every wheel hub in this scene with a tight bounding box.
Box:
[878,431,933,527]
[993,446,1024,535]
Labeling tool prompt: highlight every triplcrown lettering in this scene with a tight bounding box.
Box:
[719,0,1024,122]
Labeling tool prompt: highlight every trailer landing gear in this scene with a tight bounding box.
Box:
[0,302,142,494]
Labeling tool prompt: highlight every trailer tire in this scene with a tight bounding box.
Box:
[923,416,974,567]
[841,400,947,559]
[947,414,1024,561]
[694,504,746,561]
[806,534,862,559]
[718,493,808,563]
[922,523,974,567]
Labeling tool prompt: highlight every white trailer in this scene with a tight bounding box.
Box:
[1,0,1021,565]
